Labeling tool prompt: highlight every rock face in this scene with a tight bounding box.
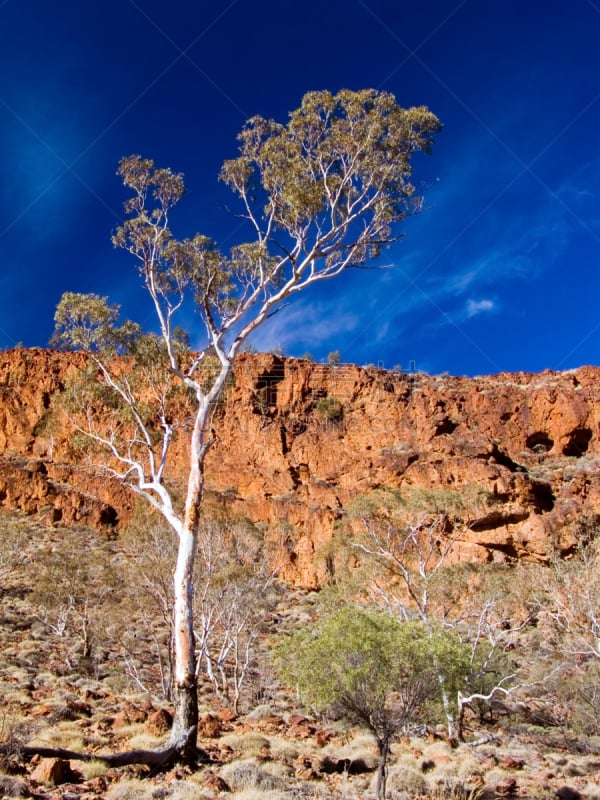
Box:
[1,348,600,586]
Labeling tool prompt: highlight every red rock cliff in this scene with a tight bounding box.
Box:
[1,348,599,586]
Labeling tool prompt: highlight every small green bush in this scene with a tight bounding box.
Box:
[316,397,343,421]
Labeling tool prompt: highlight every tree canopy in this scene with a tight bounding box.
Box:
[55,89,441,370]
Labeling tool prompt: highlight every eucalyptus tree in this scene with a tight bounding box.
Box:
[52,89,441,762]
[347,487,523,740]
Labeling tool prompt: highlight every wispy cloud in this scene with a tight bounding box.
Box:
[555,156,600,233]
[248,298,360,355]
[466,298,495,318]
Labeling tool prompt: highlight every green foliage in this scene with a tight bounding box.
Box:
[53,292,129,354]
[31,528,120,669]
[276,605,471,799]
[275,606,469,732]
[315,396,343,421]
[553,660,600,734]
[346,484,491,522]
[277,606,404,717]
[327,349,341,366]
[0,512,31,581]
[221,89,441,253]
[426,626,472,710]
[329,487,526,741]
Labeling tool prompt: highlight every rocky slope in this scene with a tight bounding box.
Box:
[1,348,599,586]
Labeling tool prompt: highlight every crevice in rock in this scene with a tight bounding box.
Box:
[289,465,300,489]
[279,423,288,455]
[470,511,529,532]
[489,445,527,473]
[483,541,520,561]
[434,417,458,436]
[525,432,554,453]
[563,427,592,457]
[255,359,285,408]
[530,480,555,512]
[99,506,118,527]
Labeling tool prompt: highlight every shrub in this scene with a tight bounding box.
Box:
[315,397,343,421]
[275,606,468,799]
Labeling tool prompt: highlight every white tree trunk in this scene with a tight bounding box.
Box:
[168,410,206,758]
[169,523,198,755]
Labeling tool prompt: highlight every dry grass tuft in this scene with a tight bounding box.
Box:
[427,779,486,800]
[266,734,305,761]
[79,759,110,780]
[320,731,377,769]
[26,726,85,753]
[166,779,215,799]
[220,732,272,757]
[382,764,429,798]
[220,759,287,792]
[0,774,28,798]
[125,731,168,750]
[429,752,484,785]
[422,740,454,760]
[247,703,277,719]
[104,778,155,799]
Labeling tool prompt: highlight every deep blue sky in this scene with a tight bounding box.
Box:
[1,1,599,376]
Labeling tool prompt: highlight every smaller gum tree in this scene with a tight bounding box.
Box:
[275,606,470,800]
[52,89,441,764]
[345,486,522,739]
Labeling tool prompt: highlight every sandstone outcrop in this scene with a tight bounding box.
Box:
[1,348,599,586]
